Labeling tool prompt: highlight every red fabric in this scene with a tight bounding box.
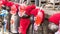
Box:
[2,0,8,1]
[19,18,30,34]
[2,0,6,1]
[2,0,7,5]
[18,5,44,34]
[30,9,38,16]
[25,5,36,16]
[18,5,36,34]
[14,3,19,9]
[49,13,60,25]
[6,1,14,7]
[30,8,44,24]
[0,1,3,7]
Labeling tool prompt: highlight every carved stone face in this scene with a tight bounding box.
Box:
[48,22,58,32]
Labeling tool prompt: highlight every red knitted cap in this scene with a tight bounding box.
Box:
[49,13,60,25]
[25,4,36,16]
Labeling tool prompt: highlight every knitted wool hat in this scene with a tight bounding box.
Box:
[49,13,60,25]
[25,4,36,16]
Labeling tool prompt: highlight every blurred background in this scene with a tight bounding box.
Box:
[0,0,60,34]
[9,0,60,34]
